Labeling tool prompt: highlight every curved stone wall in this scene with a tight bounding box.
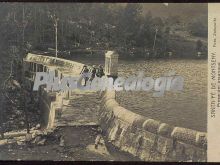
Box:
[23,53,80,129]
[99,90,207,162]
[25,53,84,71]
[23,53,207,161]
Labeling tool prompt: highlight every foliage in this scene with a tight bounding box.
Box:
[187,15,208,38]
[0,3,207,58]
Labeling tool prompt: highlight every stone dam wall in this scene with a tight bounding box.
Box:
[38,87,64,129]
[99,90,207,162]
[23,53,207,162]
[23,53,83,129]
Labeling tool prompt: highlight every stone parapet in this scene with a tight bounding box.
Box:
[99,90,207,162]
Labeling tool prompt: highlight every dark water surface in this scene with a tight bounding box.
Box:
[73,58,207,132]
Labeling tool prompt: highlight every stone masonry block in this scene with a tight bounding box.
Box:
[196,132,207,149]
[156,136,174,155]
[171,127,197,146]
[158,123,174,138]
[142,119,161,134]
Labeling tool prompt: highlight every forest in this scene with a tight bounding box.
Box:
[0,3,207,59]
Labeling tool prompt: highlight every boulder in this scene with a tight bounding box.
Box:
[37,138,46,146]
[25,133,32,142]
[0,139,8,146]
[59,136,65,147]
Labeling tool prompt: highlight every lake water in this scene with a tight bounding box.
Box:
[73,58,207,132]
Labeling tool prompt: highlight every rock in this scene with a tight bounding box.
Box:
[35,130,44,136]
[15,136,26,142]
[30,124,41,131]
[7,144,12,150]
[30,127,36,131]
[97,127,102,133]
[95,134,102,149]
[0,139,8,146]
[46,129,54,135]
[36,124,41,130]
[25,133,32,142]
[31,131,37,138]
[59,136,65,147]
[99,138,105,145]
[32,130,44,139]
[17,141,25,146]
[37,138,46,146]
[32,136,41,144]
[7,138,17,144]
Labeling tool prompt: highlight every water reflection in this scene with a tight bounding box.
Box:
[76,58,207,132]
[117,60,207,131]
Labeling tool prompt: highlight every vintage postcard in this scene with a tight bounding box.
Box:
[0,2,217,162]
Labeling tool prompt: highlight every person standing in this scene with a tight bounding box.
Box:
[96,65,105,78]
[89,65,96,82]
[81,65,89,86]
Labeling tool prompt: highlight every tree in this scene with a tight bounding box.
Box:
[118,4,143,48]
[188,15,208,38]
[165,15,181,26]
[196,40,203,52]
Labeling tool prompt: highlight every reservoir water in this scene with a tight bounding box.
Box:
[72,58,207,132]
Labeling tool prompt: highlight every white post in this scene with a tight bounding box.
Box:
[105,51,119,78]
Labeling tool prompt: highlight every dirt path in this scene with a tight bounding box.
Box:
[0,126,140,161]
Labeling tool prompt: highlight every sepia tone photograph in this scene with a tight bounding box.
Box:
[0,3,207,162]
